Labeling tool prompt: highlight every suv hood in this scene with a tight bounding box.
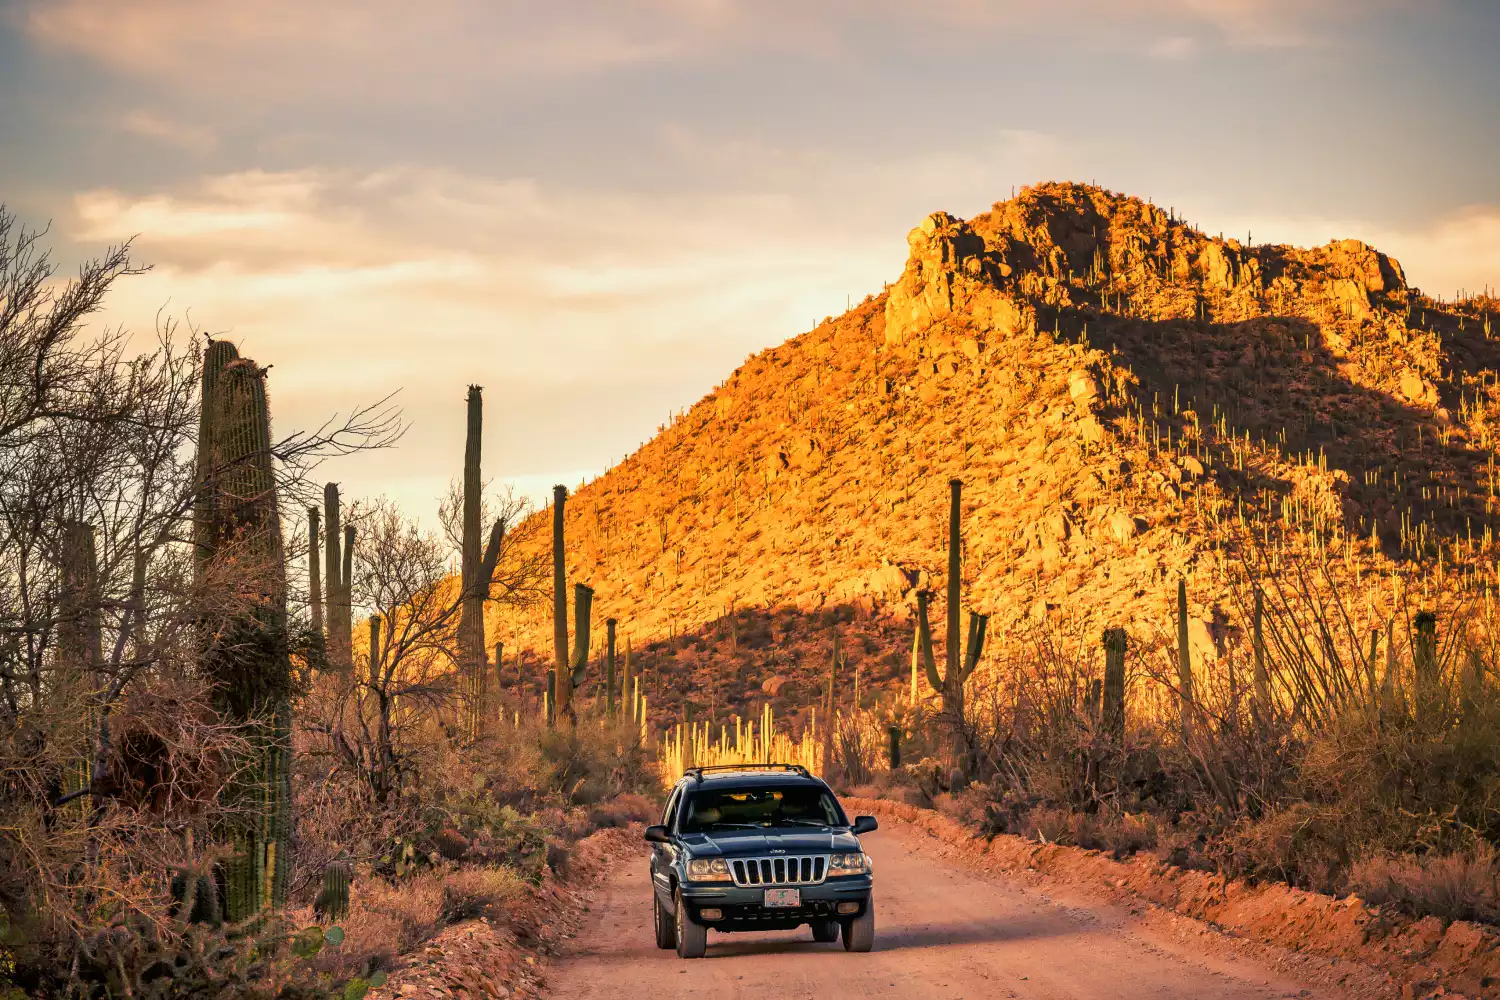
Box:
[679,828,861,857]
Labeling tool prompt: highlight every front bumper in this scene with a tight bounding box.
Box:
[680,875,872,929]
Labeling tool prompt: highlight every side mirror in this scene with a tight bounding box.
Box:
[851,815,879,836]
[644,824,672,844]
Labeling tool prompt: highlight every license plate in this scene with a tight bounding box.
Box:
[763,887,800,908]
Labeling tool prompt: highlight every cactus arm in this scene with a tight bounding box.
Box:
[916,590,943,692]
[946,479,963,690]
[569,584,593,689]
[961,612,989,682]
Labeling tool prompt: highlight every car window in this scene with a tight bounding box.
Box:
[681,785,845,833]
[662,786,682,830]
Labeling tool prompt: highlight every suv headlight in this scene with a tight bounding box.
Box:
[828,852,870,876]
[685,857,733,882]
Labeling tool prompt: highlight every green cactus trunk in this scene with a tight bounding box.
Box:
[914,479,988,773]
[323,483,350,669]
[194,340,240,577]
[308,505,323,637]
[459,385,488,742]
[887,726,901,769]
[569,584,593,706]
[1101,628,1126,749]
[198,352,294,922]
[1251,589,1268,726]
[1176,578,1194,743]
[605,619,617,719]
[945,478,962,726]
[552,485,572,718]
[1413,611,1438,725]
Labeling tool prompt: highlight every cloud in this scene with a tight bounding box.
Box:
[20,0,1411,106]
[1148,35,1199,60]
[118,110,217,153]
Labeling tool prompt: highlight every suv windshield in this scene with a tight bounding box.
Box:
[680,784,845,833]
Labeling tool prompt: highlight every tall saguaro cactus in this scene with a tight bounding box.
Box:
[605,618,618,718]
[1176,579,1194,743]
[1101,628,1126,748]
[308,506,323,636]
[197,349,294,920]
[1413,610,1439,724]
[322,483,353,669]
[915,479,989,762]
[458,386,506,743]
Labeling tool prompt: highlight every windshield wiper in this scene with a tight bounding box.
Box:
[775,818,830,827]
[700,822,761,830]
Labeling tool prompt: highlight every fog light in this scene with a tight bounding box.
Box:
[837,902,859,914]
[699,908,722,921]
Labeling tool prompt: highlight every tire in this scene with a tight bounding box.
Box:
[653,889,676,949]
[674,889,707,959]
[810,919,840,943]
[841,896,874,953]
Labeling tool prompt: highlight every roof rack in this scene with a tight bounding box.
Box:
[683,763,813,781]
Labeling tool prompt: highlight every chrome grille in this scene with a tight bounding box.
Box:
[730,855,826,887]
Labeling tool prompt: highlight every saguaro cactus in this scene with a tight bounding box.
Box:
[58,520,102,674]
[1252,589,1269,724]
[458,386,506,742]
[197,351,294,920]
[322,483,353,669]
[552,485,572,716]
[193,339,240,576]
[915,481,989,758]
[568,583,594,711]
[1101,628,1126,748]
[1176,578,1194,742]
[1413,610,1438,724]
[605,618,618,718]
[308,506,323,636]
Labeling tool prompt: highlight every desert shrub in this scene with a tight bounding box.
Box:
[1349,844,1500,924]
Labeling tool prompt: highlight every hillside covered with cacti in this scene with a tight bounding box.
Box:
[490,181,1500,724]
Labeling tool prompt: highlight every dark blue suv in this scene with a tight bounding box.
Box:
[644,764,878,959]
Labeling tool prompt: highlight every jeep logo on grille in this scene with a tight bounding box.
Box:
[768,849,786,854]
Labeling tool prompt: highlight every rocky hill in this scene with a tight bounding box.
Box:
[489,181,1500,726]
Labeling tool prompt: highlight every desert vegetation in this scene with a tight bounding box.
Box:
[0,211,657,999]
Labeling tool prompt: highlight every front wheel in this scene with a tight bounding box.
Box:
[841,897,874,952]
[653,890,675,949]
[674,889,707,959]
[810,919,839,943]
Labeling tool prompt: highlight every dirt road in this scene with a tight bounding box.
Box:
[542,821,1384,1000]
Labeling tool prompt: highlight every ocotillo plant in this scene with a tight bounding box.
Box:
[568,583,594,714]
[605,618,618,718]
[1101,628,1126,749]
[197,351,294,920]
[915,479,989,762]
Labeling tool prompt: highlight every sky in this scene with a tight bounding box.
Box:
[2,0,1497,525]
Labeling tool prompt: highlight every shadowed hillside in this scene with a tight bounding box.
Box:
[491,182,1500,723]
